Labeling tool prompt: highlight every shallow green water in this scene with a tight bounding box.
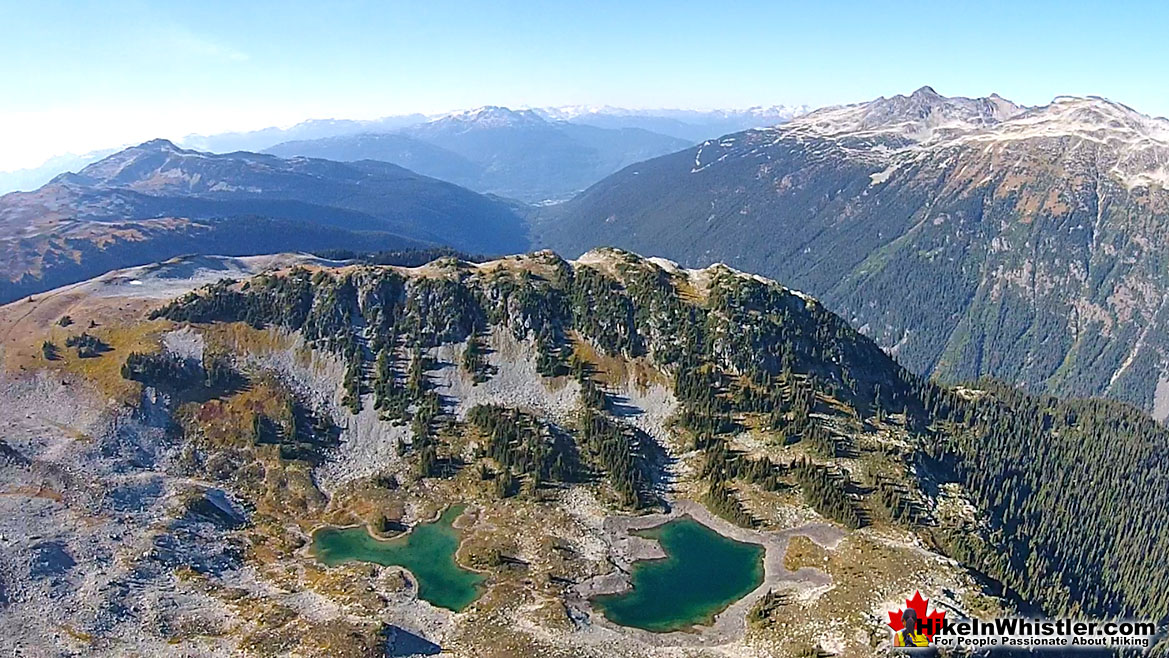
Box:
[311,505,485,611]
[591,516,765,632]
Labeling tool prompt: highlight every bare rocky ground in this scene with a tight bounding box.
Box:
[0,360,244,657]
[0,254,331,657]
[0,254,990,658]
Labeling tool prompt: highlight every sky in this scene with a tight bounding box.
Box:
[2,0,1168,171]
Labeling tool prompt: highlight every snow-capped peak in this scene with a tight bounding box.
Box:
[430,105,547,129]
[1016,96,1169,143]
[534,104,811,124]
[951,95,1169,189]
[532,105,625,121]
[136,138,185,152]
[784,87,1026,143]
[762,88,1169,190]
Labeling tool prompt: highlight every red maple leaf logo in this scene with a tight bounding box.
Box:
[887,591,947,640]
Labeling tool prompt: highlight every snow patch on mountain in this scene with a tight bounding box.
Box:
[781,86,1026,143]
[427,106,549,132]
[535,104,811,124]
[869,163,900,185]
[762,88,1169,190]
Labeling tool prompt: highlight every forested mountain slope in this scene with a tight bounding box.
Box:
[542,87,1169,416]
[151,247,1169,621]
[1,248,1166,656]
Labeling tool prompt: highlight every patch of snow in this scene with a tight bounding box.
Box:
[869,163,899,185]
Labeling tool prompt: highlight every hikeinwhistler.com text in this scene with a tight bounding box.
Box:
[926,618,1157,649]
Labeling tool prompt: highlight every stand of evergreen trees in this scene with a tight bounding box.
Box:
[251,397,340,466]
[918,380,1169,620]
[148,251,1169,622]
[568,266,643,357]
[122,350,244,394]
[702,481,756,527]
[461,334,491,383]
[371,347,410,421]
[571,363,659,508]
[65,332,110,358]
[467,405,575,488]
[792,458,863,529]
[311,247,483,267]
[872,475,930,525]
[577,408,653,508]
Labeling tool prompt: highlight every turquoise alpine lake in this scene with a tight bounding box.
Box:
[310,505,485,611]
[591,516,766,632]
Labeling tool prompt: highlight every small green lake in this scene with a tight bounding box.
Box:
[311,505,485,611]
[591,516,765,632]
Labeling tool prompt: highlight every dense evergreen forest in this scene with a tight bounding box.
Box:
[922,381,1169,619]
[312,246,484,267]
[149,249,1169,624]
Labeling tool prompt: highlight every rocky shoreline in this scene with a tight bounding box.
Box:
[570,499,846,647]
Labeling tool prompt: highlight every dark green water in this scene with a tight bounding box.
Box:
[311,505,485,611]
[591,516,765,632]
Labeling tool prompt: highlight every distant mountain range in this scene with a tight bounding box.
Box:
[0,148,120,197]
[0,139,529,304]
[16,88,1169,419]
[266,106,693,202]
[541,86,1169,415]
[181,114,432,154]
[200,104,809,158]
[0,105,807,196]
[533,105,811,142]
[0,101,810,301]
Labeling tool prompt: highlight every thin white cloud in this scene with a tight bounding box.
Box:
[162,25,250,63]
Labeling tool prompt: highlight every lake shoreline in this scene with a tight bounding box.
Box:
[304,501,457,549]
[570,499,846,647]
[590,513,765,631]
[308,503,486,612]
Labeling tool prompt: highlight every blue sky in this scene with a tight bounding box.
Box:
[2,0,1167,170]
